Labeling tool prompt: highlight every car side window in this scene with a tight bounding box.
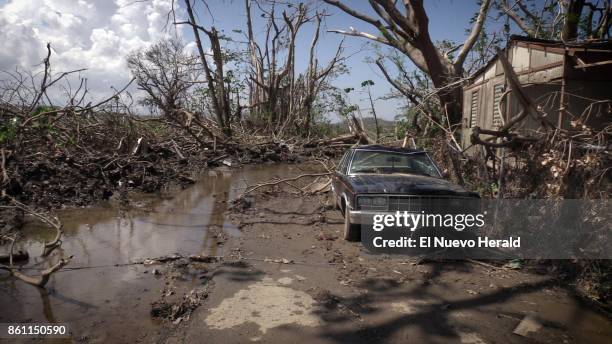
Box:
[341,152,350,174]
[337,151,350,174]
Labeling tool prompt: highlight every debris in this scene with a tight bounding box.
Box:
[277,277,293,285]
[151,287,210,321]
[339,279,352,286]
[143,254,182,265]
[303,178,331,194]
[151,301,172,318]
[263,258,294,264]
[458,332,487,344]
[317,231,337,241]
[188,255,220,263]
[513,315,542,337]
[504,259,524,270]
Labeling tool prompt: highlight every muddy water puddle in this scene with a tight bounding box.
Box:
[0,163,306,341]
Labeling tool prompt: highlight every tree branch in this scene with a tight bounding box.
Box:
[455,0,491,69]
[500,0,536,36]
[323,0,383,26]
[327,29,389,45]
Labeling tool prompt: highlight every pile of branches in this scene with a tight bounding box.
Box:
[1,109,209,208]
[0,43,361,290]
[463,50,610,199]
[0,45,364,211]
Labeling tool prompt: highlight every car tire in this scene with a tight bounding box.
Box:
[343,211,361,242]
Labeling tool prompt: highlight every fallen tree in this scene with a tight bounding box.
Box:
[0,198,72,287]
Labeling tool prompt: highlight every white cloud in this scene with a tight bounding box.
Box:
[0,0,185,106]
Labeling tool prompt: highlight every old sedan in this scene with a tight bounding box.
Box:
[331,145,480,241]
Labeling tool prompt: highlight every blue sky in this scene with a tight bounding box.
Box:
[0,0,510,121]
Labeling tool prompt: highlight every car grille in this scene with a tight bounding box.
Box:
[358,195,477,214]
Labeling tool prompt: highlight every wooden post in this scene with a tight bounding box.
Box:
[497,147,505,199]
[559,48,568,129]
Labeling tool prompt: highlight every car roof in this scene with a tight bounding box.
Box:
[352,145,426,154]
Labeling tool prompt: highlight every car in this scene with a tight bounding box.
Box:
[330,145,480,241]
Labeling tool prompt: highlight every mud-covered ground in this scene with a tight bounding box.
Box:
[1,164,611,343]
[162,191,612,344]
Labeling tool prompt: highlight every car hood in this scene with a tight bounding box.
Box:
[347,174,478,197]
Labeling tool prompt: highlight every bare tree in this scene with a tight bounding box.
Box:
[127,39,228,147]
[323,0,491,127]
[127,39,197,118]
[244,1,345,136]
[176,0,233,136]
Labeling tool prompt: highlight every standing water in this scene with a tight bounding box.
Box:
[0,164,306,342]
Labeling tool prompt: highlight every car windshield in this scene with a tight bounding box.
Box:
[348,150,441,177]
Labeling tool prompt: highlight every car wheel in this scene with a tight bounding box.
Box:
[343,211,361,242]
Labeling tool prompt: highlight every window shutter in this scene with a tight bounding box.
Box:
[469,91,479,127]
[493,84,504,128]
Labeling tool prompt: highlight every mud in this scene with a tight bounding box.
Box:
[1,163,611,343]
[170,188,612,344]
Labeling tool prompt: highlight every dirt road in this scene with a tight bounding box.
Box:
[1,164,611,343]
[169,191,611,343]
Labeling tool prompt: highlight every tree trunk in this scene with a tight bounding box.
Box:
[183,0,231,137]
[324,0,491,128]
[366,87,380,142]
[562,0,585,41]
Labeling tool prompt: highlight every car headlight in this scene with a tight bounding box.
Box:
[372,197,387,206]
[357,197,372,206]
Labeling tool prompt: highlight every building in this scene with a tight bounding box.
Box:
[460,35,612,151]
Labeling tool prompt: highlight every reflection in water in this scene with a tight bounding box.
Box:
[38,287,55,323]
[0,164,304,340]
